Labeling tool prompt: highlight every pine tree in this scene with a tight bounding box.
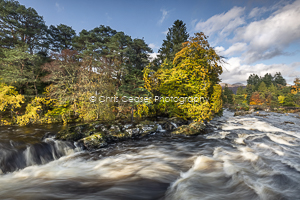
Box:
[0,0,49,53]
[0,45,40,95]
[117,68,150,121]
[158,20,189,64]
[274,72,286,86]
[49,24,76,52]
[262,73,273,87]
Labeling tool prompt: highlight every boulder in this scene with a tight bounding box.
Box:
[172,121,206,135]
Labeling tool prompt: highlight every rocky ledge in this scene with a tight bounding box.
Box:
[56,118,206,150]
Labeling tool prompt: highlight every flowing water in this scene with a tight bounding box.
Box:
[0,110,300,200]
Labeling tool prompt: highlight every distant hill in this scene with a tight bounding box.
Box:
[220,82,246,94]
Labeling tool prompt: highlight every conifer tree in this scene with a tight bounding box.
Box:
[158,20,189,64]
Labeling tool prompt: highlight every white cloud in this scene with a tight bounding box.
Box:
[158,9,169,25]
[233,0,300,64]
[149,43,159,50]
[248,7,268,19]
[223,43,247,56]
[215,46,225,54]
[148,53,159,61]
[195,6,245,39]
[220,57,300,84]
[55,2,64,12]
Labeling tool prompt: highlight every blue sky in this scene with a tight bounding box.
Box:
[18,0,300,84]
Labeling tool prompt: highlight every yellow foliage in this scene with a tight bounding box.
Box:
[0,83,24,112]
[16,97,45,126]
[148,32,223,122]
[278,96,285,104]
[135,103,149,118]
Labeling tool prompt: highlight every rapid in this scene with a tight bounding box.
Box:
[0,110,300,200]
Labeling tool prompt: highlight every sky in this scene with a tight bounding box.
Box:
[17,0,300,84]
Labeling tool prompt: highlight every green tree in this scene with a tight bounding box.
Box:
[247,74,260,87]
[0,45,41,95]
[223,84,234,104]
[236,86,246,95]
[262,73,273,87]
[49,24,76,52]
[158,20,189,64]
[274,72,286,86]
[117,68,150,121]
[258,81,267,93]
[246,85,254,103]
[0,0,49,53]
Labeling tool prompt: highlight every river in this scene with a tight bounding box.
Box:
[0,110,300,200]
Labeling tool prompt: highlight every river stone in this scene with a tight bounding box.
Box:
[56,124,90,141]
[172,121,206,135]
[125,128,140,135]
[80,133,107,149]
[234,111,253,116]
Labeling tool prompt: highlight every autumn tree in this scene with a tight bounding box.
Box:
[145,32,223,122]
[249,92,264,105]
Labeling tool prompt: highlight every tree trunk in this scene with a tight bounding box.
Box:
[131,105,134,122]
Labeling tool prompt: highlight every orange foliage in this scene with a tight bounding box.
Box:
[249,92,264,105]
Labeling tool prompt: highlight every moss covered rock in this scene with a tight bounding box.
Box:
[172,121,206,135]
[80,133,107,150]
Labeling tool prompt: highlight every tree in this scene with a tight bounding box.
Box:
[0,0,49,53]
[117,68,150,121]
[249,92,264,105]
[49,24,76,52]
[274,72,286,86]
[0,45,41,95]
[261,73,273,87]
[223,84,234,104]
[146,32,223,122]
[291,78,300,94]
[236,86,246,95]
[158,20,189,63]
[247,74,260,86]
[0,82,24,119]
[258,81,267,94]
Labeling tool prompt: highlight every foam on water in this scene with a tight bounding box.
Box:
[1,110,300,199]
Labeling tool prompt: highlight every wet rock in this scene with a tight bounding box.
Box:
[125,128,140,136]
[172,121,206,135]
[284,121,294,124]
[80,133,107,150]
[162,121,178,131]
[56,124,91,141]
[139,125,157,137]
[234,111,253,116]
[254,114,268,117]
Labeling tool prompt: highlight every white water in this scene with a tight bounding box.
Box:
[0,110,300,199]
